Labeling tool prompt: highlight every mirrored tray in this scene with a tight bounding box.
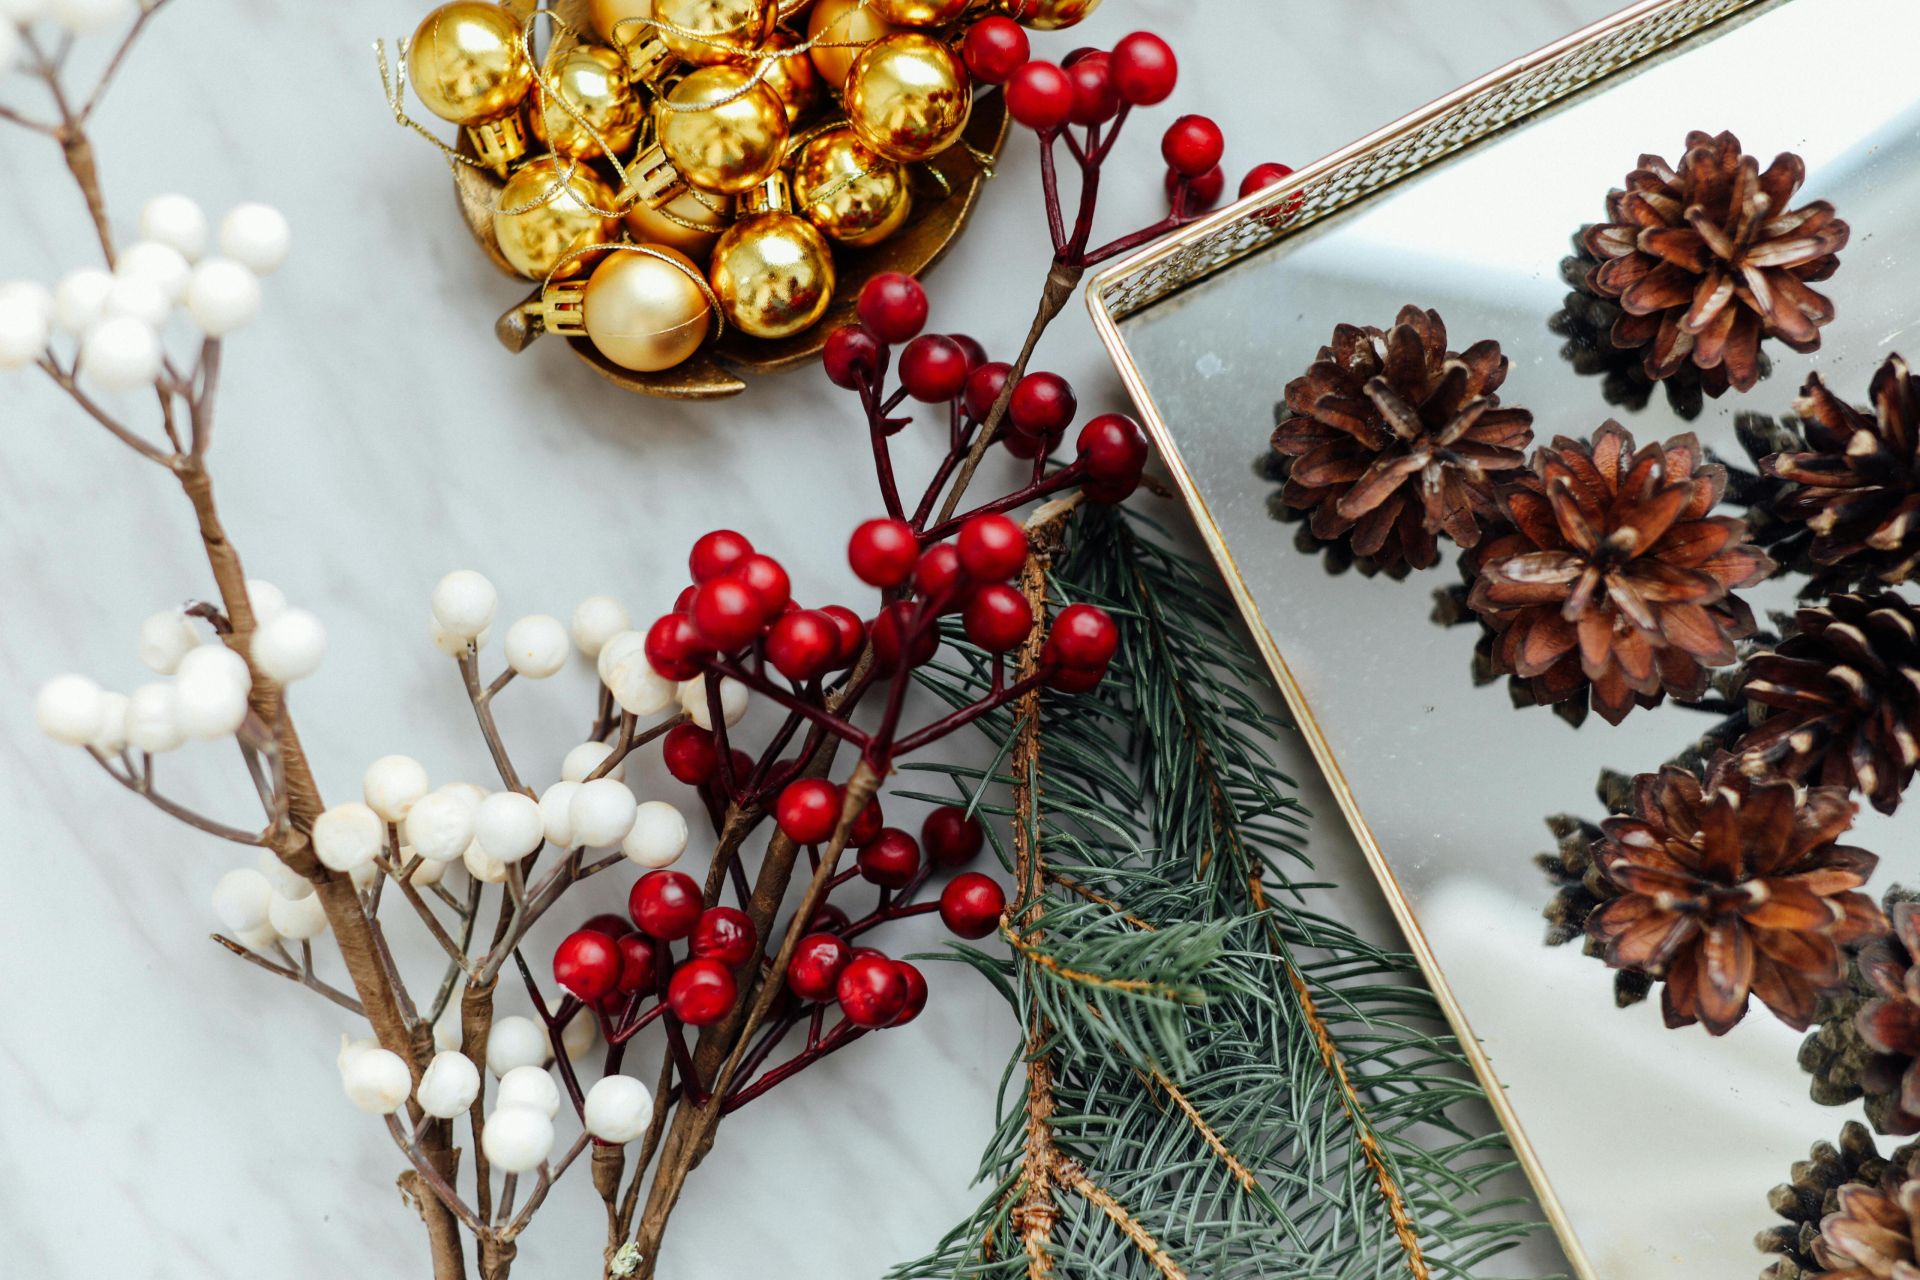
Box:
[1089,0,1920,1276]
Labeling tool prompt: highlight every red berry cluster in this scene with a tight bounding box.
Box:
[550,872,760,1029]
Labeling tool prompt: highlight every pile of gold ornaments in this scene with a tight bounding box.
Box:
[401,0,1098,397]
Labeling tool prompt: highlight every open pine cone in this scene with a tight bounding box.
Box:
[1269,305,1534,572]
[1738,593,1920,815]
[1764,356,1920,586]
[1583,130,1848,394]
[1584,754,1882,1035]
[1760,1122,1920,1280]
[1854,902,1920,1137]
[1468,422,1775,724]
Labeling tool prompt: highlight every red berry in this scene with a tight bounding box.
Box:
[553,929,622,1002]
[1002,429,1046,461]
[1168,163,1224,211]
[818,604,866,665]
[644,612,710,681]
[957,514,1028,582]
[689,577,764,651]
[890,960,929,1025]
[776,778,841,844]
[807,902,851,934]
[922,804,984,867]
[662,722,719,785]
[1065,52,1119,125]
[857,827,921,888]
[961,14,1028,84]
[667,957,737,1025]
[939,872,1006,939]
[963,360,1012,421]
[849,793,884,847]
[1161,114,1223,177]
[673,585,697,614]
[691,906,758,967]
[871,601,938,668]
[733,553,791,616]
[1047,602,1119,670]
[856,272,927,344]
[628,869,704,940]
[689,530,753,583]
[615,933,657,993]
[1109,31,1176,105]
[915,543,966,601]
[725,749,754,786]
[1239,161,1295,199]
[847,517,920,588]
[1076,413,1149,502]
[1009,372,1076,440]
[581,911,634,939]
[949,333,987,372]
[767,609,838,682]
[964,583,1034,652]
[836,953,909,1028]
[1005,60,1073,132]
[899,334,970,403]
[823,323,883,389]
[786,932,852,1001]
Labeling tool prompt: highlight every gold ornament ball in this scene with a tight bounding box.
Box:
[793,129,911,248]
[844,33,971,165]
[648,0,776,65]
[587,0,650,49]
[806,0,896,89]
[407,1,534,126]
[760,29,821,124]
[708,212,836,339]
[532,44,642,160]
[1005,0,1101,30]
[624,187,733,262]
[655,66,790,195]
[494,157,620,281]
[581,248,713,372]
[871,0,969,26]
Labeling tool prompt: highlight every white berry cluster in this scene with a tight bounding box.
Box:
[208,849,331,955]
[0,191,287,391]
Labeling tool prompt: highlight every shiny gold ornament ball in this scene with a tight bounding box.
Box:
[760,29,821,124]
[871,0,970,25]
[586,0,651,49]
[624,187,733,262]
[708,212,836,339]
[792,128,911,248]
[649,0,777,65]
[806,0,896,89]
[532,44,642,160]
[655,65,790,195]
[581,248,713,372]
[844,33,971,165]
[1004,0,1101,30]
[407,1,534,125]
[495,157,620,281]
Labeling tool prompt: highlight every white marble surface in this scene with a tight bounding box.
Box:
[0,2,1619,1277]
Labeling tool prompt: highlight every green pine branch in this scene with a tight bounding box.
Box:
[891,504,1552,1280]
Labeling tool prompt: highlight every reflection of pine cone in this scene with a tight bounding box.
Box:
[1758,1121,1919,1280]
[1535,811,1651,1008]
[1254,444,1414,581]
[1855,900,1920,1136]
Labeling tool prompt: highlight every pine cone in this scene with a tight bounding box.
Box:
[1737,593,1920,815]
[1812,1175,1920,1279]
[1583,130,1848,394]
[1468,421,1775,724]
[1269,305,1534,572]
[1535,811,1654,1008]
[1763,356,1920,586]
[1584,753,1883,1035]
[1758,1122,1916,1280]
[1856,902,1920,1136]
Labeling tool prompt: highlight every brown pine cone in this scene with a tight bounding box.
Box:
[1468,421,1775,724]
[1764,356,1920,586]
[1584,753,1883,1035]
[1856,903,1920,1136]
[1269,305,1534,572]
[1583,130,1848,394]
[1759,1122,1918,1280]
[1812,1174,1920,1279]
[1737,593,1920,815]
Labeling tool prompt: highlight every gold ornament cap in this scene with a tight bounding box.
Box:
[467,112,531,176]
[739,171,792,217]
[527,280,589,337]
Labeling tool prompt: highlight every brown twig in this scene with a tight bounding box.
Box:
[210,933,364,1016]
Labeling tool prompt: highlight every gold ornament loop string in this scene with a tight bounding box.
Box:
[373,37,497,172]
[613,0,882,115]
[543,242,727,343]
[518,6,643,201]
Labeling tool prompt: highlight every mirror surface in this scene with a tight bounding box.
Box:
[1119,1,1920,1275]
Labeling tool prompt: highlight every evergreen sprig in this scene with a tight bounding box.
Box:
[892,504,1551,1280]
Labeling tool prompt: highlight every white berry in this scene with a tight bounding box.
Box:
[570,777,637,847]
[571,596,631,657]
[463,839,507,884]
[125,682,185,753]
[559,1004,597,1059]
[497,1065,561,1119]
[250,607,325,682]
[312,802,383,873]
[78,316,160,391]
[405,787,476,863]
[485,1015,549,1076]
[88,690,130,754]
[341,1046,412,1116]
[363,754,430,822]
[219,203,291,276]
[595,629,647,686]
[481,1104,554,1173]
[561,740,620,783]
[607,654,676,716]
[101,274,170,329]
[0,283,51,369]
[504,614,568,678]
[34,673,105,745]
[118,241,191,302]
[54,268,113,333]
[173,643,252,740]
[621,801,689,869]
[244,579,286,625]
[399,849,449,886]
[474,791,543,860]
[432,570,496,640]
[186,258,260,336]
[139,194,209,261]
[584,1075,654,1144]
[268,888,328,940]
[211,866,273,933]
[433,1014,463,1054]
[138,608,199,674]
[538,781,581,846]
[256,847,312,900]
[49,0,134,35]
[416,1050,481,1120]
[679,675,747,730]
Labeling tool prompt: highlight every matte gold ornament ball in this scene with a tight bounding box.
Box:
[806,0,896,89]
[793,129,911,247]
[871,0,970,25]
[708,213,835,339]
[407,1,534,125]
[655,66,790,195]
[648,0,777,65]
[1004,0,1101,30]
[844,33,971,165]
[532,44,642,160]
[624,188,733,262]
[495,158,620,280]
[581,248,713,372]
